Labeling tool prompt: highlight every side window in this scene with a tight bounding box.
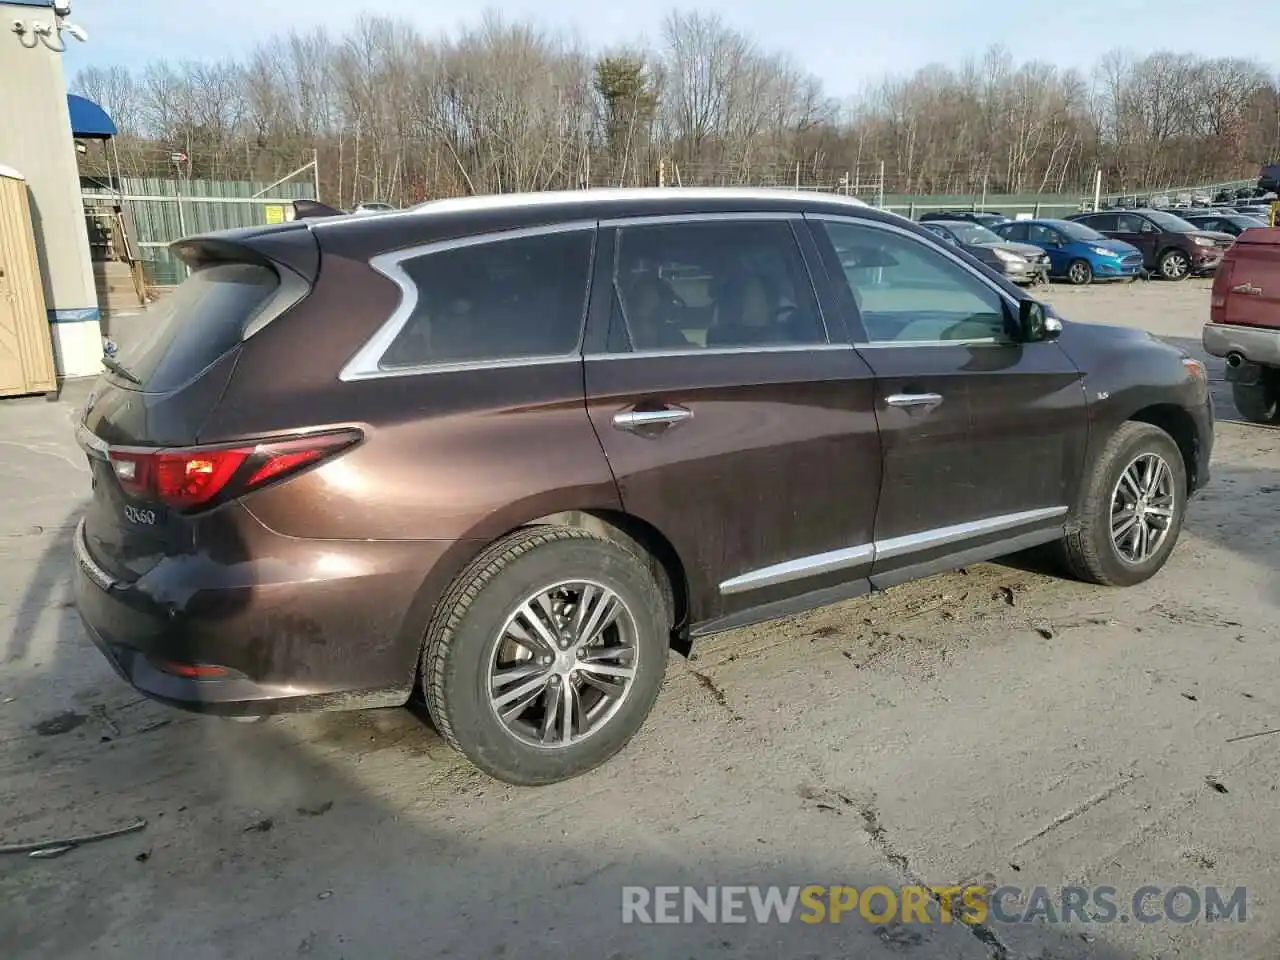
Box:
[1114,214,1144,233]
[1026,224,1058,244]
[379,229,593,368]
[1085,213,1118,231]
[822,221,1010,344]
[1003,222,1029,242]
[609,220,826,352]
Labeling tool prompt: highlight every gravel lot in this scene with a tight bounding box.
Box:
[2,279,1277,960]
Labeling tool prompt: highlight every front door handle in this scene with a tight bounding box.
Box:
[885,392,944,410]
[612,405,693,436]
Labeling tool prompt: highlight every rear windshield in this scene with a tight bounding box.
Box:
[110,262,279,392]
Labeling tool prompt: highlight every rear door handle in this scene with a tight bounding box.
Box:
[885,392,944,410]
[612,406,693,435]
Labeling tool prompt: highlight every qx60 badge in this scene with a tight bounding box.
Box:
[124,505,157,526]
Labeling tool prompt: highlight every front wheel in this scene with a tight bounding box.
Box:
[1231,370,1280,424]
[421,526,669,786]
[1059,422,1187,587]
[1066,259,1093,285]
[1158,249,1190,280]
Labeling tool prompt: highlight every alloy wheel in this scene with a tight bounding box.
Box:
[1109,453,1176,564]
[1069,261,1091,284]
[1161,253,1188,279]
[487,580,640,748]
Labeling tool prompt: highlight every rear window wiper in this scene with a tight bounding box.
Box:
[102,355,141,385]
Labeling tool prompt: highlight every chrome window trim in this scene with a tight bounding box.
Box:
[717,505,1068,595]
[338,220,597,383]
[806,213,1027,348]
[597,211,804,228]
[585,343,854,362]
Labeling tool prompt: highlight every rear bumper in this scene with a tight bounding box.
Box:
[1203,322,1280,368]
[72,515,467,716]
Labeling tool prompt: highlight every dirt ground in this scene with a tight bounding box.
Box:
[1,278,1277,960]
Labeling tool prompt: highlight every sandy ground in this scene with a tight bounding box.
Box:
[1,279,1277,960]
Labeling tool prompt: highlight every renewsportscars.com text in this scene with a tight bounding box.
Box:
[621,884,1247,925]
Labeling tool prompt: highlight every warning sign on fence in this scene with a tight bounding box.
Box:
[264,204,286,225]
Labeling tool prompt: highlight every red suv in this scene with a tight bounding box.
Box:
[74,189,1214,785]
[1204,225,1280,423]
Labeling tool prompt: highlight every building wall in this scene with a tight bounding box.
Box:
[0,0,103,378]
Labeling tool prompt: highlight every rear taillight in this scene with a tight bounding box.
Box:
[1209,260,1232,322]
[107,430,361,511]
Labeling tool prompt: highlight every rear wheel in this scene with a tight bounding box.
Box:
[1158,249,1190,280]
[1060,422,1187,587]
[421,526,669,786]
[1066,259,1093,285]
[1231,369,1280,424]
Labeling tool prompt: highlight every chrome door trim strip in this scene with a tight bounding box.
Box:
[719,544,875,596]
[873,506,1068,561]
[717,506,1068,595]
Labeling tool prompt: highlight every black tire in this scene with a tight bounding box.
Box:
[1066,259,1093,285]
[421,526,669,786]
[1158,249,1190,280]
[1060,422,1187,587]
[1231,370,1280,425]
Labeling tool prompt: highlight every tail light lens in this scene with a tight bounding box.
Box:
[1209,260,1232,322]
[107,430,361,511]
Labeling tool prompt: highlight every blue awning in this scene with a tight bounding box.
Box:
[67,94,117,140]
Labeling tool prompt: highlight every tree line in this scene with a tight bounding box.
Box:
[71,10,1280,206]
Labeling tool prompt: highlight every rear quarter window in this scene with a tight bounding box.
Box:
[379,230,594,368]
[115,262,280,393]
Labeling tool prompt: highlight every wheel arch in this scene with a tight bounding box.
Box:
[517,509,692,657]
[1126,403,1201,491]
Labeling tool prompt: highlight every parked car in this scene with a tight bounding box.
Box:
[72,187,1214,785]
[1066,209,1229,279]
[917,219,1049,285]
[1180,211,1269,237]
[992,217,1144,284]
[1150,195,1172,209]
[1231,205,1274,222]
[918,210,1010,228]
[1203,225,1280,423]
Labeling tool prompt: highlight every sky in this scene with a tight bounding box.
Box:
[56,0,1280,96]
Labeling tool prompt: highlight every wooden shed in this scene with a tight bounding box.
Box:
[0,164,58,398]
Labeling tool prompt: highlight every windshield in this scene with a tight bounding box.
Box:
[1058,220,1106,242]
[949,223,1004,244]
[1144,210,1199,233]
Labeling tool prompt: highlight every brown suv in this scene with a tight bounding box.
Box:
[1066,209,1230,279]
[74,188,1214,785]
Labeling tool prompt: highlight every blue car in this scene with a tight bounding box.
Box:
[992,218,1144,285]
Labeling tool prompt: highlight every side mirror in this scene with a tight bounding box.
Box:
[1019,300,1061,342]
